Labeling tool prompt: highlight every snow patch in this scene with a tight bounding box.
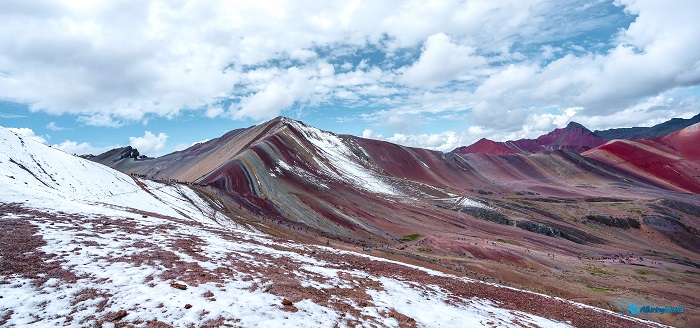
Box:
[289,122,400,196]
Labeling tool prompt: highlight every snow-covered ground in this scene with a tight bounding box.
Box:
[0,127,221,225]
[0,127,662,327]
[287,119,400,196]
[1,207,578,327]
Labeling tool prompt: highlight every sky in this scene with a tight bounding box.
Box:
[1,0,699,156]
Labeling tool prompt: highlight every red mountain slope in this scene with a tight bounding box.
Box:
[516,122,607,153]
[454,138,520,155]
[84,118,700,326]
[455,122,607,154]
[583,123,700,193]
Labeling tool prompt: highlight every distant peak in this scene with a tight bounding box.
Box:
[270,116,303,125]
[566,121,587,129]
[263,116,309,132]
[454,137,520,154]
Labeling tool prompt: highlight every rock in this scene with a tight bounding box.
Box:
[184,304,192,309]
[110,309,128,321]
[281,298,293,306]
[170,283,187,290]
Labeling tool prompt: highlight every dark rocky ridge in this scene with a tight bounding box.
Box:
[593,113,700,140]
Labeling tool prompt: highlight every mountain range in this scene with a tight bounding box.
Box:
[454,122,608,154]
[2,115,699,327]
[5,125,639,327]
[454,114,700,155]
[593,113,700,140]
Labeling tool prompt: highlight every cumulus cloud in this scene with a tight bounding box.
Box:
[52,140,117,155]
[362,128,478,152]
[574,94,700,130]
[517,107,581,138]
[228,64,331,120]
[385,132,464,152]
[77,114,123,127]
[401,33,485,87]
[361,129,382,139]
[290,49,318,61]
[128,131,168,155]
[46,122,68,131]
[0,1,631,122]
[233,83,301,120]
[469,0,700,129]
[7,127,48,144]
[0,0,698,143]
[204,106,224,119]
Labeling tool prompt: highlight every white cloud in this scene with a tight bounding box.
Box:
[229,62,342,120]
[77,114,123,127]
[46,122,68,131]
[385,131,464,152]
[7,127,48,144]
[520,107,581,137]
[361,127,481,152]
[233,83,300,120]
[205,106,224,118]
[0,0,630,123]
[575,93,700,130]
[362,129,382,139]
[0,0,698,143]
[290,49,318,61]
[0,113,27,118]
[401,33,485,87]
[128,131,168,155]
[52,140,117,155]
[468,0,700,128]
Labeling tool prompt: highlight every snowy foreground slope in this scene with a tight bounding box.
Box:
[0,127,661,327]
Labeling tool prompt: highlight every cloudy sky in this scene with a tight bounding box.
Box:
[1,0,699,156]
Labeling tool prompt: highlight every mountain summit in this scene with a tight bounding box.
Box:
[454,121,607,155]
[452,138,520,155]
[454,115,700,155]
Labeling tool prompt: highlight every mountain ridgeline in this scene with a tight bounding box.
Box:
[453,114,700,156]
[453,122,608,155]
[89,116,700,245]
[80,116,700,326]
[4,124,676,327]
[593,113,700,140]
